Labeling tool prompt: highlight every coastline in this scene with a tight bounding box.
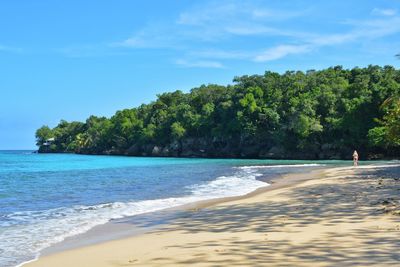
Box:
[20,166,323,266]
[25,163,400,266]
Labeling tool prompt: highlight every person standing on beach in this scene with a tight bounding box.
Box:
[353,150,359,166]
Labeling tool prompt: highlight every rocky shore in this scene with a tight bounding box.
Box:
[40,137,365,160]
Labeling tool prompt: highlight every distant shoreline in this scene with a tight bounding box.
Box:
[36,150,399,161]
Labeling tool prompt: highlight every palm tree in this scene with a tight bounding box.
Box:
[67,132,91,153]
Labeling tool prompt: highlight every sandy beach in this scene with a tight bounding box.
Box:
[25,164,400,267]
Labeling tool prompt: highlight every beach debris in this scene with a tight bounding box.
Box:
[375,198,400,216]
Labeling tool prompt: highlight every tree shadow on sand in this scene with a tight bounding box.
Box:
[124,166,400,266]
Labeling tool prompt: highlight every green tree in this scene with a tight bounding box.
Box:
[35,126,53,146]
[369,96,400,147]
[170,122,186,140]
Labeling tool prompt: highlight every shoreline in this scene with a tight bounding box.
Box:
[41,168,321,252]
[23,166,326,266]
[17,166,323,266]
[36,150,399,161]
[24,163,400,266]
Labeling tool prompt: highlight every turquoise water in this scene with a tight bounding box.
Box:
[0,151,349,267]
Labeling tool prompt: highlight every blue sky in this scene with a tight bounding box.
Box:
[1,0,400,149]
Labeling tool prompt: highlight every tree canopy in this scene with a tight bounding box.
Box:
[36,65,400,159]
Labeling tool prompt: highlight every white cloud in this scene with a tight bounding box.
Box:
[175,59,224,68]
[188,49,249,60]
[356,17,400,38]
[110,25,180,49]
[224,25,279,35]
[177,1,305,26]
[310,33,355,46]
[251,15,400,62]
[254,45,311,62]
[177,2,238,26]
[109,1,400,64]
[112,36,160,49]
[112,1,309,50]
[174,0,308,42]
[372,8,397,16]
[321,16,400,45]
[250,9,306,20]
[114,37,146,48]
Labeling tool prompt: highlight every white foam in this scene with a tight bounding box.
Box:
[190,167,266,198]
[237,163,324,169]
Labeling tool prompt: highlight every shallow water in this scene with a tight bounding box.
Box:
[0,151,349,267]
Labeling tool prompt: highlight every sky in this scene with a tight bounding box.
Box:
[1,0,400,149]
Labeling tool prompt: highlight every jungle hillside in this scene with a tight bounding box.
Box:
[36,65,400,159]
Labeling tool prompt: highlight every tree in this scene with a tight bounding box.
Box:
[372,96,400,147]
[170,122,186,140]
[35,126,53,146]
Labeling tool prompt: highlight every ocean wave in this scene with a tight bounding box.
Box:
[1,167,268,267]
[237,163,324,170]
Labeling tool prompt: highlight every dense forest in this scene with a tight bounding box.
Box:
[36,65,400,159]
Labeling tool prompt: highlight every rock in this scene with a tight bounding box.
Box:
[126,144,140,155]
[151,146,162,156]
[168,140,181,152]
[180,149,196,157]
[266,146,285,158]
[240,145,259,158]
[141,144,155,156]
[161,147,170,156]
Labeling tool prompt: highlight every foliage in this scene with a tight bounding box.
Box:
[35,126,53,146]
[369,96,400,147]
[36,65,400,159]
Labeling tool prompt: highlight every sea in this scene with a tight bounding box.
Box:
[0,150,346,267]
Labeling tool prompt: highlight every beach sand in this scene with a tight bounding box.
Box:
[25,164,400,267]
